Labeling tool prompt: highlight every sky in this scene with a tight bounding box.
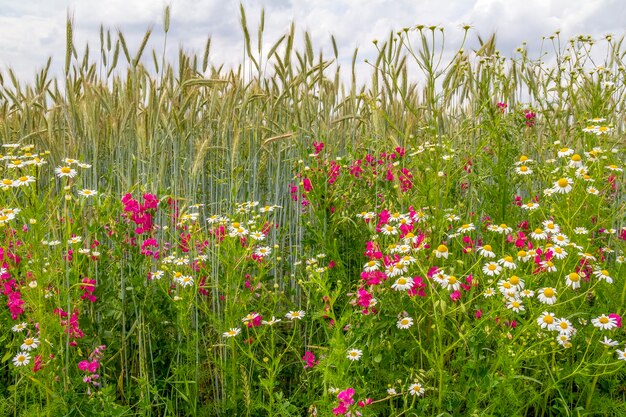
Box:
[0,0,625,85]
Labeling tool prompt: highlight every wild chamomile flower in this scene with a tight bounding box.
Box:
[55,166,78,178]
[537,312,556,330]
[356,211,376,220]
[507,299,524,313]
[12,352,30,367]
[1,178,15,188]
[20,337,39,351]
[435,244,449,259]
[515,165,533,175]
[385,263,406,277]
[12,322,27,332]
[578,252,596,261]
[517,250,531,262]
[457,223,475,233]
[552,177,573,194]
[206,214,227,224]
[537,288,557,305]
[228,223,249,237]
[258,205,277,213]
[557,147,574,157]
[515,155,534,166]
[477,245,495,258]
[13,176,35,186]
[565,272,581,289]
[568,154,584,168]
[408,383,425,396]
[442,275,461,291]
[0,213,14,224]
[180,274,196,287]
[346,348,363,361]
[223,328,241,338]
[600,336,619,347]
[498,256,517,269]
[617,349,626,361]
[262,317,281,326]
[574,227,588,235]
[381,224,398,236]
[520,288,535,298]
[555,318,575,336]
[249,231,266,241]
[540,260,557,273]
[550,246,568,260]
[508,275,524,289]
[397,316,414,329]
[483,288,496,297]
[593,269,613,284]
[606,164,623,172]
[242,313,260,323]
[574,166,589,178]
[391,276,413,291]
[557,334,572,348]
[495,224,512,234]
[543,221,561,234]
[496,279,514,293]
[530,228,547,240]
[446,213,460,222]
[254,246,272,257]
[363,260,380,272]
[551,233,569,246]
[521,202,539,211]
[7,159,26,169]
[150,270,165,280]
[78,189,98,198]
[587,186,599,195]
[482,262,502,276]
[285,310,305,320]
[592,314,618,330]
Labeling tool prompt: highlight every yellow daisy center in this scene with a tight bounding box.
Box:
[543,288,555,298]
[557,178,569,188]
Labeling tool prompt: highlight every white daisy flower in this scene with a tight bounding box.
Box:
[482,262,502,276]
[397,316,414,329]
[565,272,581,289]
[537,287,557,305]
[223,328,241,338]
[391,276,414,291]
[591,314,617,330]
[408,382,425,396]
[285,310,305,320]
[20,337,40,351]
[537,312,556,330]
[346,348,363,361]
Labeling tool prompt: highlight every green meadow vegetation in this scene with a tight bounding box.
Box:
[0,6,625,416]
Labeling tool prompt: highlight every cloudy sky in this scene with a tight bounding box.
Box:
[1,0,625,84]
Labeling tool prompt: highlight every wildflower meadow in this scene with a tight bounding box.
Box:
[0,8,625,416]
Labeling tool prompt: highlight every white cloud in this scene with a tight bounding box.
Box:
[0,0,623,84]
